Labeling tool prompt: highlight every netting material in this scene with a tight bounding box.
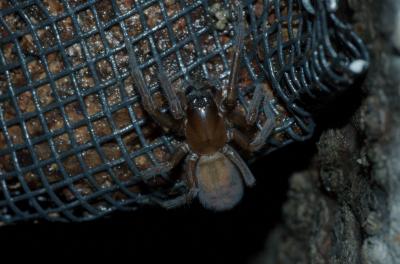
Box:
[0,0,368,223]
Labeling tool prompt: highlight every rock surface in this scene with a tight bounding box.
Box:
[253,0,400,263]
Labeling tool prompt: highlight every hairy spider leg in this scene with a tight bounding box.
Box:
[140,143,189,181]
[157,69,185,120]
[222,145,256,187]
[125,38,183,133]
[224,3,245,112]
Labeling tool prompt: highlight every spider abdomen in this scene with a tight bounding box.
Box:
[196,152,244,211]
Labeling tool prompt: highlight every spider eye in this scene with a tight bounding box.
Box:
[188,90,213,108]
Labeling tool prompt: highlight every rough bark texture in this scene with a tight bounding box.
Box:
[253,1,400,263]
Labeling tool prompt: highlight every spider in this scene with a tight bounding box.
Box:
[125,6,276,211]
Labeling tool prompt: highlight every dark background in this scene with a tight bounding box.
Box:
[0,141,315,263]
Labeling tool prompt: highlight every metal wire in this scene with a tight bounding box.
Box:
[0,0,369,223]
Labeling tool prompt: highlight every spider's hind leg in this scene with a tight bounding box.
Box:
[151,154,199,209]
[152,195,188,210]
[183,154,200,202]
[140,143,189,181]
[222,145,256,187]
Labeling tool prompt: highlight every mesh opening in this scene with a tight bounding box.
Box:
[0,0,368,222]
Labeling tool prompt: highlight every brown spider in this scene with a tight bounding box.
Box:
[125,7,276,211]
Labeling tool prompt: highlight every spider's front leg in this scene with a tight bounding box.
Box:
[223,3,245,112]
[157,69,185,120]
[125,39,184,133]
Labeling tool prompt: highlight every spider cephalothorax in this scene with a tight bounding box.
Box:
[125,5,276,210]
[185,88,227,156]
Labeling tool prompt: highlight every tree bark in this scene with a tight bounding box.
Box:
[253,1,400,263]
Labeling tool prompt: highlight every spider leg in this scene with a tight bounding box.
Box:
[157,69,185,120]
[184,154,200,204]
[152,195,187,209]
[224,3,245,112]
[249,91,276,150]
[177,90,188,111]
[152,154,199,209]
[140,143,189,181]
[125,39,183,133]
[228,119,273,153]
[228,86,276,151]
[223,84,266,131]
[222,145,255,187]
[246,83,265,125]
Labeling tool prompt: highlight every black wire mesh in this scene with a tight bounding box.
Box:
[0,0,368,223]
